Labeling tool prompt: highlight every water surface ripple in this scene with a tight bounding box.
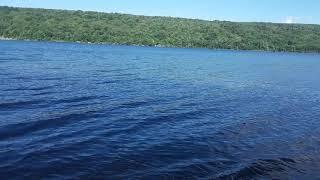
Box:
[1,40,320,179]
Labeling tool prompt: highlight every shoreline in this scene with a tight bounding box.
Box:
[1,36,319,54]
[0,36,17,41]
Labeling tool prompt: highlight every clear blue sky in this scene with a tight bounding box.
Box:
[1,0,319,24]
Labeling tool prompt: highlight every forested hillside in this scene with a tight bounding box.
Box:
[1,6,320,52]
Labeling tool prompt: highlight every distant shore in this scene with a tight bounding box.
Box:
[0,36,16,41]
[1,6,320,53]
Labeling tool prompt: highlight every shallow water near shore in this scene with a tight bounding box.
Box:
[1,40,320,179]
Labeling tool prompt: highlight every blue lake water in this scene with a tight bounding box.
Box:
[1,40,320,179]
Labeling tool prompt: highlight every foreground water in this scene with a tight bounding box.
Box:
[1,40,320,179]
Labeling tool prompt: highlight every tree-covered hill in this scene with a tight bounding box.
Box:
[1,6,320,52]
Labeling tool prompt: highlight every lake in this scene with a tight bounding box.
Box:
[1,40,320,179]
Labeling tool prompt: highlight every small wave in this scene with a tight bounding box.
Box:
[10,76,33,80]
[0,57,27,62]
[0,100,43,110]
[52,96,99,105]
[96,68,133,73]
[216,158,298,179]
[32,91,56,96]
[108,108,205,136]
[0,109,102,140]
[46,67,64,70]
[38,77,63,81]
[0,72,12,76]
[117,100,153,109]
[3,86,56,92]
[96,80,120,85]
[112,73,139,79]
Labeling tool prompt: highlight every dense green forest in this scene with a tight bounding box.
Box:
[1,6,320,52]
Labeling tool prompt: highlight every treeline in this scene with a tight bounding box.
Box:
[1,6,320,52]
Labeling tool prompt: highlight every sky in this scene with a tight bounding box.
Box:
[0,0,319,24]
